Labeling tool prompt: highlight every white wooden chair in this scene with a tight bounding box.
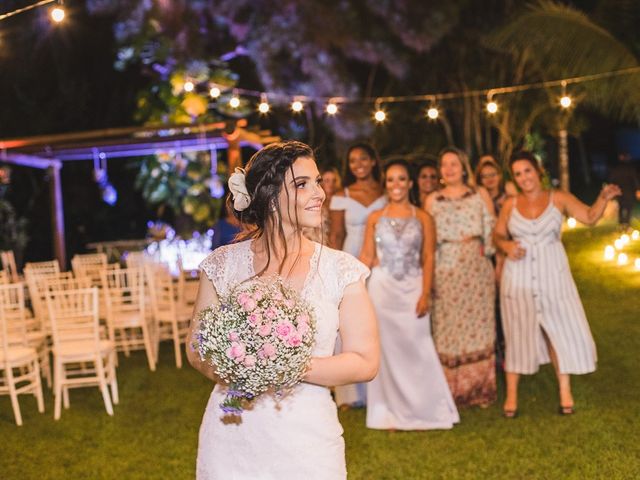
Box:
[0,283,45,426]
[46,287,118,420]
[0,270,9,285]
[146,264,191,368]
[71,253,108,285]
[24,260,60,278]
[101,268,156,371]
[1,251,21,283]
[26,271,75,335]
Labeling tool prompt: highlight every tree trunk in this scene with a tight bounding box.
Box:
[558,128,570,191]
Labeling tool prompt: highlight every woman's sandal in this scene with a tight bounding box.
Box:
[502,409,518,419]
[558,405,575,416]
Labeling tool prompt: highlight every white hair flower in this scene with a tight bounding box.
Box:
[228,167,251,211]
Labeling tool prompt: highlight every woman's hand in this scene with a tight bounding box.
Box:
[599,184,621,202]
[416,294,430,318]
[504,240,526,260]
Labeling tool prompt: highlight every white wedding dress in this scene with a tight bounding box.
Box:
[366,213,459,430]
[196,240,369,480]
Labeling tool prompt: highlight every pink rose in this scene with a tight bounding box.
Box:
[242,298,257,312]
[252,290,264,301]
[226,341,246,361]
[248,312,262,326]
[297,322,309,336]
[287,333,302,347]
[243,355,256,368]
[228,331,240,342]
[258,323,272,337]
[258,343,277,360]
[275,321,294,339]
[264,306,278,320]
[237,292,250,306]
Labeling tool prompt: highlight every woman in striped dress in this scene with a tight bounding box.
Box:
[494,151,621,417]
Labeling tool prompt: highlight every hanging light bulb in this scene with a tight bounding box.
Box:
[291,100,304,112]
[486,100,498,114]
[326,102,338,115]
[373,99,386,123]
[559,81,572,109]
[183,81,195,93]
[50,4,65,23]
[258,94,270,114]
[209,86,221,98]
[427,106,439,120]
[229,95,241,109]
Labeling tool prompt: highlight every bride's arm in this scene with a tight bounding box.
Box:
[304,280,379,386]
[187,274,220,381]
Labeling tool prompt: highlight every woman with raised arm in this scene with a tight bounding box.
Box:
[494,151,620,418]
[188,141,379,479]
[361,160,458,430]
[329,143,386,408]
[424,147,497,408]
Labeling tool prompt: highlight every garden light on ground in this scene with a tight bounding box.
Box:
[614,238,624,250]
[620,234,630,245]
[635,258,640,270]
[632,230,639,241]
[617,253,628,266]
[604,245,615,260]
[567,217,577,229]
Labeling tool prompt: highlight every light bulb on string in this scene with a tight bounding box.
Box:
[291,99,304,112]
[183,81,195,93]
[373,100,386,123]
[209,86,221,98]
[229,94,240,109]
[486,100,498,114]
[425,96,439,120]
[559,81,572,109]
[326,102,338,116]
[51,5,65,23]
[258,94,270,114]
[604,245,615,261]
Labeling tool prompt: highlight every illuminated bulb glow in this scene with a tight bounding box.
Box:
[635,258,640,270]
[427,107,439,120]
[604,245,615,261]
[621,234,630,245]
[229,97,240,108]
[258,101,270,114]
[617,253,628,266]
[614,238,624,250]
[326,103,338,115]
[560,96,572,108]
[291,100,304,112]
[486,101,498,114]
[209,87,221,98]
[632,230,639,241]
[183,81,195,93]
[567,217,577,229]
[51,7,65,23]
[374,110,386,122]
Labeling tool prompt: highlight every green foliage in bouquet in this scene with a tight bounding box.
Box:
[0,200,28,254]
[135,150,227,234]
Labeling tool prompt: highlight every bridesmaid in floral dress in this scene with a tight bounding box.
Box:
[425,147,497,407]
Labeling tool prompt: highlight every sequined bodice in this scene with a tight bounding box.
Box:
[375,216,422,280]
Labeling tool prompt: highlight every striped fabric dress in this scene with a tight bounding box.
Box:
[500,193,597,375]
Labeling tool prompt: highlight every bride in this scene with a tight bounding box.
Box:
[187,141,380,479]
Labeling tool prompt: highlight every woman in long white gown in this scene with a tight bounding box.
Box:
[187,141,380,479]
[360,160,459,430]
[329,143,386,407]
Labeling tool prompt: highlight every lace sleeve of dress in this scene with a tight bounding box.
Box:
[336,251,370,303]
[198,247,229,296]
[330,195,347,211]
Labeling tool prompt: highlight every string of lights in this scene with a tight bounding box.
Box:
[196,66,640,122]
[0,0,64,23]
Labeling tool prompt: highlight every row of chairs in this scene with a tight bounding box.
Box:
[1,251,198,425]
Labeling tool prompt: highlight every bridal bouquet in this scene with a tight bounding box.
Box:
[194,278,316,416]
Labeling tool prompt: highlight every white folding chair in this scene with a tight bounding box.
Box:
[0,270,9,285]
[71,253,108,285]
[46,287,117,420]
[146,264,191,368]
[1,251,21,283]
[101,268,156,371]
[0,283,45,426]
[24,260,60,278]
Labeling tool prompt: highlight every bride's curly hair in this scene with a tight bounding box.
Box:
[228,140,316,275]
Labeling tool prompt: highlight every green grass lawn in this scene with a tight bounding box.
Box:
[2,224,639,479]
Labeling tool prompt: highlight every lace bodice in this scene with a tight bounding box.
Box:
[375,216,422,280]
[199,240,370,356]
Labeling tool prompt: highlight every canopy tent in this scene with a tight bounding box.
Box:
[0,120,279,267]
